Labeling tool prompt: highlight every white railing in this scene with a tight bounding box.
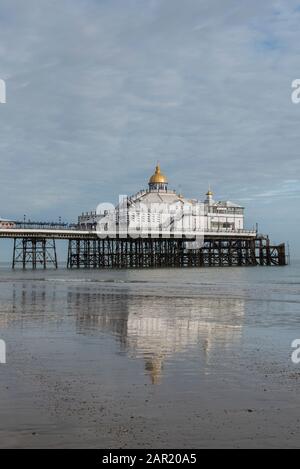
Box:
[204,228,257,234]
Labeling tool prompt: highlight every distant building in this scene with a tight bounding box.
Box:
[0,218,15,229]
[78,165,249,236]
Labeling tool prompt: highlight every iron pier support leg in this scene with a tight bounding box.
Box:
[12,238,16,269]
[53,240,58,269]
[12,237,58,269]
[278,243,286,266]
[67,240,71,268]
[23,239,27,269]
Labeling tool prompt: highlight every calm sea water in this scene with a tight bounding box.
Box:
[0,263,299,448]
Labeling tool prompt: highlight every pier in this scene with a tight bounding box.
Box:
[0,166,288,269]
[0,224,287,269]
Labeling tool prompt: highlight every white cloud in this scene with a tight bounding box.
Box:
[0,0,299,250]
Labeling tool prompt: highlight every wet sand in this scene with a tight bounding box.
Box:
[0,265,299,448]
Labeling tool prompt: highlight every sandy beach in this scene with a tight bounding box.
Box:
[0,265,299,448]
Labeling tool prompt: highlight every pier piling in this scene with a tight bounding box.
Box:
[66,236,286,269]
[12,238,58,269]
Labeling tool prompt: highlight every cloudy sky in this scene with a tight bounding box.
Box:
[0,0,299,254]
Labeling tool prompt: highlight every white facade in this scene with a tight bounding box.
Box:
[78,165,252,237]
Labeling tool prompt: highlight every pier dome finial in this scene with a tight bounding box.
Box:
[149,164,168,184]
[206,185,213,197]
[148,164,168,192]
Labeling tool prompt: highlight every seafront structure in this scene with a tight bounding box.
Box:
[0,165,287,269]
[78,164,245,233]
[72,165,286,269]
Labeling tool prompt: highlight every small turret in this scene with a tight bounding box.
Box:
[205,187,214,205]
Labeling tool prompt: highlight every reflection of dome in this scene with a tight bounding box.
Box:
[149,164,168,184]
[145,356,163,385]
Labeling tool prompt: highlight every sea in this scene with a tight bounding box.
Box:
[0,262,299,448]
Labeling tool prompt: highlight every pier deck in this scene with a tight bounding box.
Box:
[0,228,257,240]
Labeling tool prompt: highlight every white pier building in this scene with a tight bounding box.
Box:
[78,164,252,238]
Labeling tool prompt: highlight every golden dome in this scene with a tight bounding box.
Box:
[149,164,168,184]
[206,187,213,196]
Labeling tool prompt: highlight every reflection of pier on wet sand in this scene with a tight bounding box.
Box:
[1,282,245,384]
[72,291,245,384]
